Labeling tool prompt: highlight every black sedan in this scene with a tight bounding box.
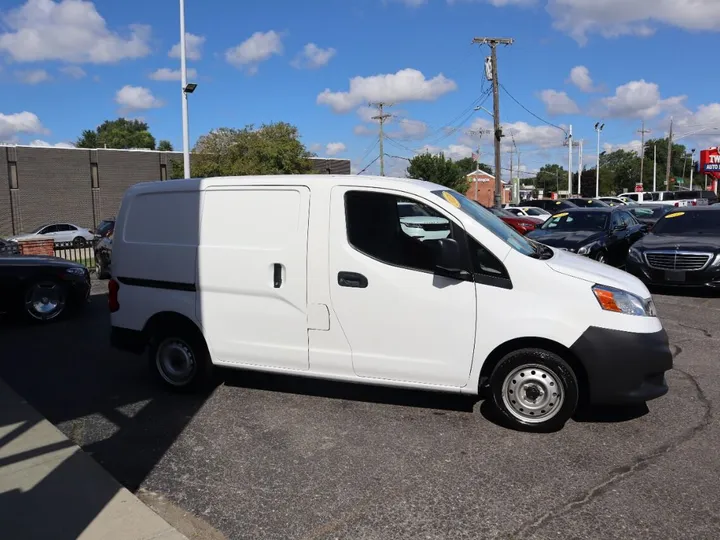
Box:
[524,199,579,212]
[626,204,674,228]
[626,207,720,288]
[0,255,91,322]
[526,207,647,266]
[566,198,610,208]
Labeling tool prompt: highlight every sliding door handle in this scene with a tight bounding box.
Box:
[338,271,368,288]
[273,263,282,288]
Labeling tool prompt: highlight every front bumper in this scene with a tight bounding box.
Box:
[570,326,673,405]
[626,259,720,288]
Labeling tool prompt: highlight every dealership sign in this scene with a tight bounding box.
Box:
[700,147,720,179]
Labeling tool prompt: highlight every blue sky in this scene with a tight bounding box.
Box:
[1,0,719,177]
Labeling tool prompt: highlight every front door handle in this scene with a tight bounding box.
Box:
[338,271,368,288]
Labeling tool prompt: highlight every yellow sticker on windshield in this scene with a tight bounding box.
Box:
[554,212,569,218]
[665,212,685,219]
[442,191,461,208]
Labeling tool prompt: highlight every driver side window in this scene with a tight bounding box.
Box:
[41,225,58,234]
[344,191,465,275]
[610,213,623,229]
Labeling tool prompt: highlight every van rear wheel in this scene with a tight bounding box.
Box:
[149,325,213,392]
[489,348,578,432]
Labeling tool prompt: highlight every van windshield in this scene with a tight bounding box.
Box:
[431,190,539,258]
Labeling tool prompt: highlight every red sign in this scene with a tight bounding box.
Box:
[700,147,720,181]
[634,182,643,193]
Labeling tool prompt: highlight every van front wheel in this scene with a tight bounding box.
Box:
[489,348,578,432]
[149,326,213,392]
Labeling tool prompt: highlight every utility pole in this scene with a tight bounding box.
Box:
[665,117,674,190]
[370,102,392,176]
[595,122,604,198]
[466,128,491,201]
[516,149,521,203]
[690,149,696,190]
[179,0,191,178]
[473,36,514,208]
[637,121,651,187]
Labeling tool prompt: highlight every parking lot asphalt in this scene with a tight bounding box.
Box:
[1,280,719,540]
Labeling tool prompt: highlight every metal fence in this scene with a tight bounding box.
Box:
[53,241,95,270]
[0,242,21,255]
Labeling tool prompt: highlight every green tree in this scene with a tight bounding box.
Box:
[158,140,174,151]
[76,118,157,149]
[171,122,315,178]
[405,153,469,193]
[454,156,493,176]
[641,138,688,188]
[536,164,568,193]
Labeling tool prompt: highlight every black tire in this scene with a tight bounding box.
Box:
[95,256,109,279]
[489,348,579,432]
[595,251,607,264]
[148,322,213,393]
[24,280,67,323]
[73,236,87,247]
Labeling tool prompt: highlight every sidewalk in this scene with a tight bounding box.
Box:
[0,378,188,540]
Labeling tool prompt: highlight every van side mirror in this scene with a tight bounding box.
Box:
[430,238,471,280]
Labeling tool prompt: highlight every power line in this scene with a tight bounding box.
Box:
[356,154,381,175]
[499,83,567,135]
[357,137,379,165]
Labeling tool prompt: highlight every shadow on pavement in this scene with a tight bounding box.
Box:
[0,293,214,497]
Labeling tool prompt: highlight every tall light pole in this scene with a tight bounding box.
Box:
[577,139,583,196]
[653,144,657,192]
[179,0,191,179]
[594,123,604,197]
[690,148,696,191]
[567,125,573,196]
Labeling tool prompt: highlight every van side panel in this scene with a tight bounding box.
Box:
[197,186,310,370]
[111,190,201,332]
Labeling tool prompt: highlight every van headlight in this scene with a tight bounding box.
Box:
[592,284,656,317]
[577,243,596,256]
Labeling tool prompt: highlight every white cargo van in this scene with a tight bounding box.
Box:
[109,175,672,431]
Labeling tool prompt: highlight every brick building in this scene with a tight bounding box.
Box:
[0,146,350,237]
[464,170,511,207]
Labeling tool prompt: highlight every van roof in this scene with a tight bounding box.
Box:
[124,174,448,196]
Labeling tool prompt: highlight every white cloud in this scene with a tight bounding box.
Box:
[291,43,336,69]
[29,139,74,148]
[168,33,205,61]
[448,0,535,6]
[547,0,720,45]
[0,0,151,63]
[16,69,51,84]
[317,68,457,113]
[149,67,198,81]
[353,125,376,136]
[599,79,686,119]
[59,65,86,79]
[567,66,599,93]
[603,140,642,154]
[309,143,323,153]
[356,106,379,123]
[418,143,474,160]
[0,111,49,138]
[388,118,428,140]
[115,85,164,112]
[540,89,580,116]
[466,117,568,149]
[225,30,283,74]
[671,103,720,148]
[325,142,346,156]
[393,0,428,6]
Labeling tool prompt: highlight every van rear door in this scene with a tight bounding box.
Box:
[198,186,310,370]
